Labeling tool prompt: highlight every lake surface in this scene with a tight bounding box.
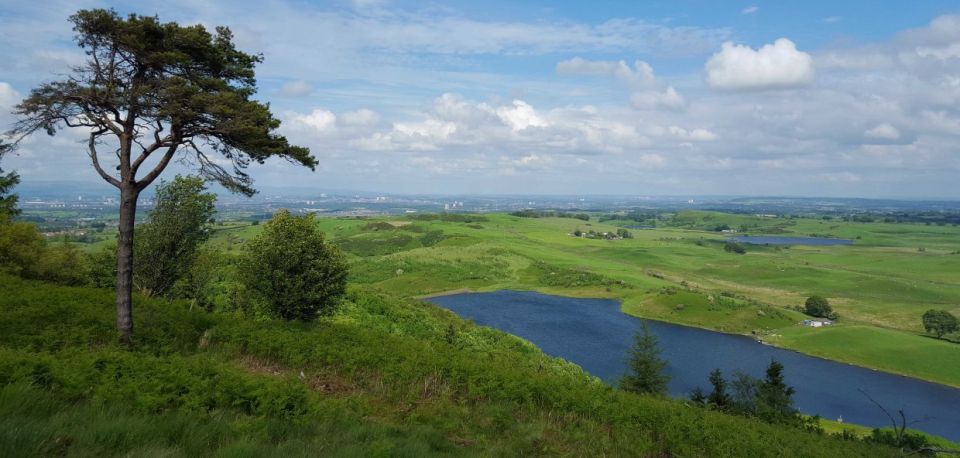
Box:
[730,235,853,246]
[428,291,960,441]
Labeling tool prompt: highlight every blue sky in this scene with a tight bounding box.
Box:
[2,0,960,198]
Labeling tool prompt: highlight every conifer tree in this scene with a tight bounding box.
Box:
[619,322,670,396]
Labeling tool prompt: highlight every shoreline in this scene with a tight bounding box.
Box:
[417,286,960,390]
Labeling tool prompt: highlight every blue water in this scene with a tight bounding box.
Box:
[428,291,960,441]
[730,236,853,246]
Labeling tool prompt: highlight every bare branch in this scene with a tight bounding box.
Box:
[131,121,171,174]
[858,389,898,433]
[89,130,120,188]
[135,144,178,191]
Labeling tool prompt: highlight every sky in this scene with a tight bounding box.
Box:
[1,0,960,198]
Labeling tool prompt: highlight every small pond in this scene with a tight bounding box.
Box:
[428,290,960,441]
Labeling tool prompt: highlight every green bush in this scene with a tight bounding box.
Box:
[238,210,348,321]
[804,296,834,319]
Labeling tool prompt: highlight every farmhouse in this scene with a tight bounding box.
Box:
[802,319,833,328]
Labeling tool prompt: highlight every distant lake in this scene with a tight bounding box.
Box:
[428,291,960,441]
[730,235,853,246]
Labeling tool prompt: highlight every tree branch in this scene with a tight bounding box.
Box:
[130,120,169,174]
[135,144,178,191]
[89,130,121,188]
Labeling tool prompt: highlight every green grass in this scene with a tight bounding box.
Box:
[294,212,960,387]
[771,325,960,384]
[0,275,895,456]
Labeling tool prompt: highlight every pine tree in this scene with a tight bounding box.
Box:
[758,359,797,422]
[707,368,732,410]
[619,322,670,396]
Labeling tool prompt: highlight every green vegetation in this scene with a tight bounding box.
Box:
[511,209,590,220]
[133,176,217,297]
[3,200,959,452]
[922,309,958,339]
[275,211,960,388]
[618,323,669,396]
[0,275,896,456]
[805,295,836,320]
[0,165,19,218]
[238,210,348,321]
[692,361,824,436]
[9,8,315,345]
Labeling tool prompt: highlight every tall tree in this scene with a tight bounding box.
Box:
[9,10,315,345]
[619,322,670,396]
[757,359,797,422]
[707,368,732,410]
[133,175,216,297]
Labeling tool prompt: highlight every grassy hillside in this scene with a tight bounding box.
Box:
[221,211,960,388]
[0,275,893,456]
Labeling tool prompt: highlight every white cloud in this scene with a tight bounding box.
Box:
[864,123,901,140]
[496,100,548,131]
[667,126,718,141]
[556,57,656,88]
[0,82,19,109]
[278,80,313,97]
[340,109,380,126]
[557,57,685,111]
[631,86,685,110]
[705,38,814,90]
[822,16,842,23]
[741,6,759,14]
[288,109,337,132]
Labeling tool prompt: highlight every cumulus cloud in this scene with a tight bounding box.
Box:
[864,123,901,141]
[496,100,548,131]
[705,38,814,90]
[631,86,685,110]
[288,108,337,132]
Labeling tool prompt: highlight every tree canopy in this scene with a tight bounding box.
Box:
[619,323,670,396]
[11,9,315,195]
[134,176,216,297]
[238,210,348,321]
[7,9,314,344]
[922,309,958,339]
[804,295,834,319]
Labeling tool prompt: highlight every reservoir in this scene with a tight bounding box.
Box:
[428,290,960,441]
[730,235,853,246]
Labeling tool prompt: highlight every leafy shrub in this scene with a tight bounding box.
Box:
[724,241,747,254]
[804,296,835,319]
[238,210,348,321]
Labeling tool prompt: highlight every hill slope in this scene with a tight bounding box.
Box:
[0,275,894,456]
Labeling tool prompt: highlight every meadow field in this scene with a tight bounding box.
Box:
[205,210,960,388]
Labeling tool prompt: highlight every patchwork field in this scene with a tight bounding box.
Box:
[206,211,960,388]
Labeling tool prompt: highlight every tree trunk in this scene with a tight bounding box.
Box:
[116,184,139,346]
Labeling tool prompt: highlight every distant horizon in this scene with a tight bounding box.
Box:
[14,179,960,204]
